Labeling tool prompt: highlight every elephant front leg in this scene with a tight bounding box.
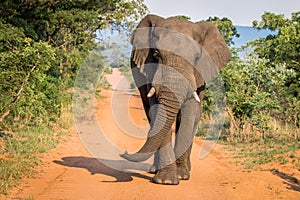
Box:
[149,130,172,174]
[151,140,179,185]
[174,98,200,180]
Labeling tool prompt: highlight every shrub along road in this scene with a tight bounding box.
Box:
[4,69,299,199]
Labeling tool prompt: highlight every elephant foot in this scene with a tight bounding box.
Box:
[177,163,190,180]
[151,163,179,185]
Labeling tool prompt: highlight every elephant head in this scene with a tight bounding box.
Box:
[121,14,230,162]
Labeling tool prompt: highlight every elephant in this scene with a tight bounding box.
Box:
[120,14,230,185]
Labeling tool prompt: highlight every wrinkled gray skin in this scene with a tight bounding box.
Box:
[120,14,230,185]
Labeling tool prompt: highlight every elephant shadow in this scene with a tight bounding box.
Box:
[53,156,152,183]
[272,170,300,192]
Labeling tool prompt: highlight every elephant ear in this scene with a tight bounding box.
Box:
[131,14,165,72]
[194,21,231,83]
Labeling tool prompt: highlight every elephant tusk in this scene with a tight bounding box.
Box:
[147,87,156,98]
[193,91,201,103]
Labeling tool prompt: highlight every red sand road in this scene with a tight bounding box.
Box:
[4,69,299,199]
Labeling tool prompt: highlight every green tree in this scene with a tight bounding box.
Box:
[251,11,300,97]
[0,0,147,128]
[0,36,57,126]
[222,56,296,139]
[218,12,300,141]
[0,0,146,85]
[251,11,300,129]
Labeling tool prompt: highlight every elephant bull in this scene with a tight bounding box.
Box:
[121,14,230,185]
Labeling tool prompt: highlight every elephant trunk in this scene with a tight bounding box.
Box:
[120,91,180,162]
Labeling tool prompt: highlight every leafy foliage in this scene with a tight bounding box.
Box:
[221,56,296,140]
[0,0,147,128]
[250,12,300,130]
[200,13,299,141]
[251,11,300,97]
[0,36,58,127]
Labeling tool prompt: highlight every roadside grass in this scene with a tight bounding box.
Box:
[223,139,300,171]
[197,116,300,172]
[0,106,73,195]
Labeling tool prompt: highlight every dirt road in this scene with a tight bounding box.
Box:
[5,69,299,199]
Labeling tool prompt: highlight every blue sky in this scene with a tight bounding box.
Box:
[145,0,300,26]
